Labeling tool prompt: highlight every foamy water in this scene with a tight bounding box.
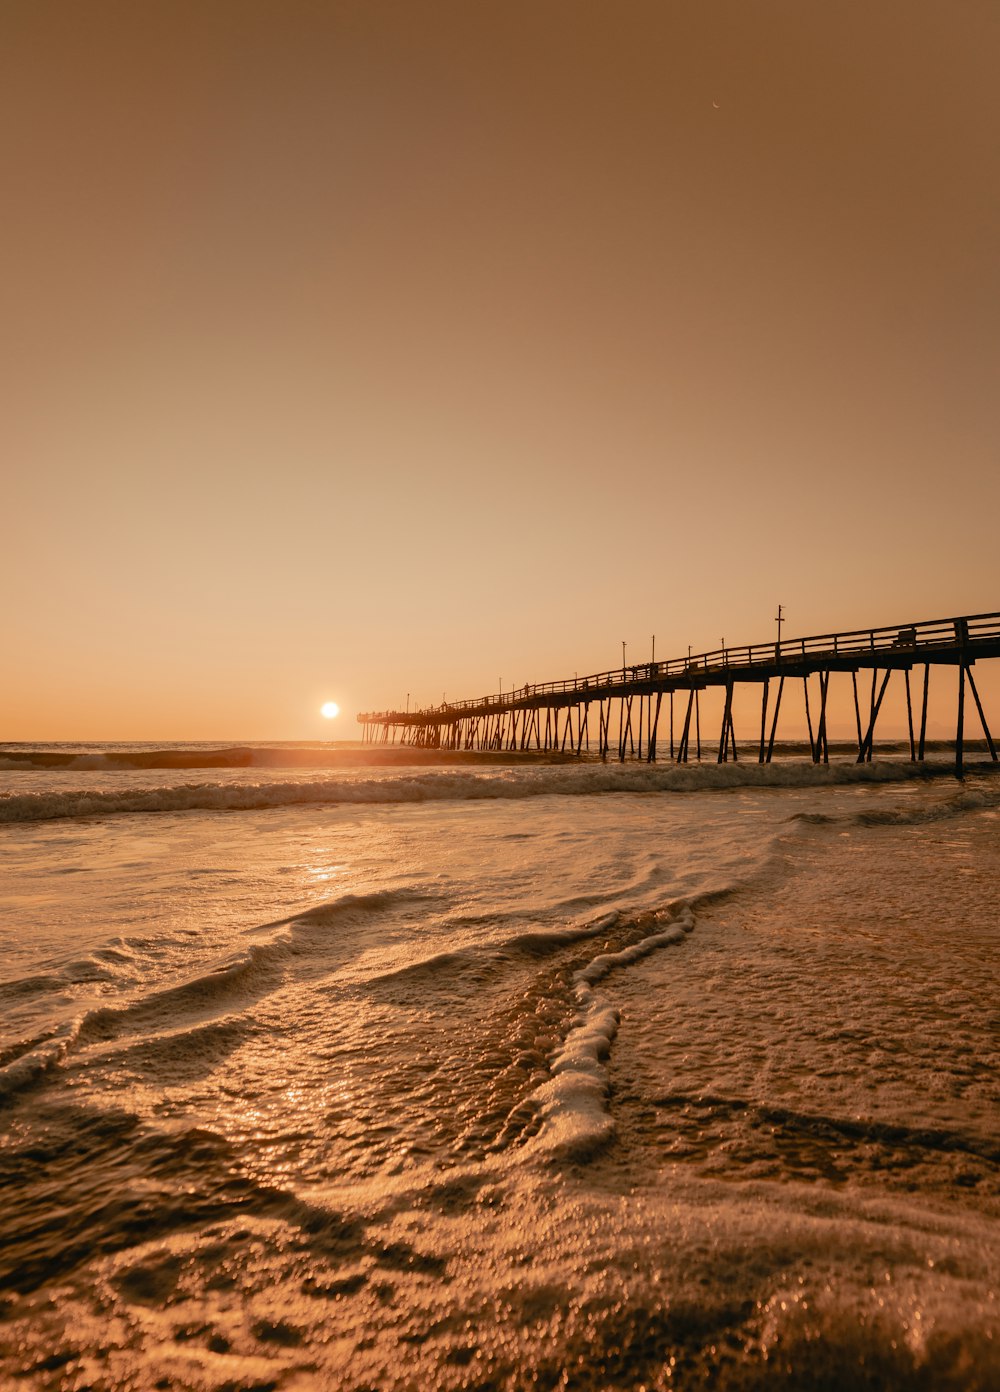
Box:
[1,745,997,1389]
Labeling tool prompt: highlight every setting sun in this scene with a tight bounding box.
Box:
[320,701,340,719]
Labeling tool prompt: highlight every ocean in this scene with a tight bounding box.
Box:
[1,743,998,1390]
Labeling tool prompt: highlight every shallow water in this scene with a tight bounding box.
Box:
[1,749,997,1389]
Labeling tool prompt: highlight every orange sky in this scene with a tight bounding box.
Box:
[3,1,998,740]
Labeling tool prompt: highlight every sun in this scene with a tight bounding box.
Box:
[320,701,340,720]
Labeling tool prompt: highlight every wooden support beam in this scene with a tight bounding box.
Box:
[677,689,695,763]
[918,664,929,761]
[817,670,830,765]
[852,671,863,756]
[695,690,701,760]
[649,691,662,762]
[857,668,892,763]
[766,675,785,763]
[620,695,635,761]
[966,664,998,762]
[803,676,817,763]
[717,701,727,763]
[956,662,966,774]
[729,695,738,762]
[718,682,734,763]
[758,678,769,764]
[867,668,878,763]
[904,668,915,761]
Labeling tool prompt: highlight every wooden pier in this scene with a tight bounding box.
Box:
[358,612,1000,772]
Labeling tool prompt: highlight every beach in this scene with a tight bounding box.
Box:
[1,746,998,1389]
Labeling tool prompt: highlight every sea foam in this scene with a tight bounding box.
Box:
[527,905,696,1161]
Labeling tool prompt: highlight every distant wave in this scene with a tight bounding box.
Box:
[0,751,401,773]
[0,745,550,772]
[0,759,979,824]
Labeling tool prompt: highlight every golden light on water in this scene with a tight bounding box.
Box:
[320,702,340,719]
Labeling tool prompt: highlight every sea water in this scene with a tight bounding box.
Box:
[1,744,997,1389]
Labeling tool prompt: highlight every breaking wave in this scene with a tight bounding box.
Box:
[0,758,978,824]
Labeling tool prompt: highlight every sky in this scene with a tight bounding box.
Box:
[3,0,998,740]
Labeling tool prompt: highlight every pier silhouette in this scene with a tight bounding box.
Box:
[359,612,1000,771]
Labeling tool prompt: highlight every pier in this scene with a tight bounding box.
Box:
[358,612,1000,772]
